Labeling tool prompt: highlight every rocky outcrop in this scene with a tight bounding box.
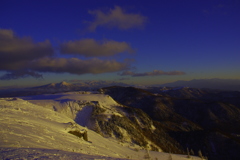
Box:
[102,86,240,160]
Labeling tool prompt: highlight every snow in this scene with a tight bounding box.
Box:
[20,91,119,109]
[0,93,203,160]
[59,81,71,86]
[75,105,93,127]
[19,92,124,125]
[0,148,122,160]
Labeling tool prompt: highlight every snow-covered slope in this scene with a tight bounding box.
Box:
[19,92,124,128]
[0,93,202,159]
[19,92,162,151]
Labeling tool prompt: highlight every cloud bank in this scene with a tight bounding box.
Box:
[0,56,129,80]
[88,6,147,31]
[0,29,130,80]
[0,71,43,80]
[29,57,129,75]
[0,29,54,70]
[0,6,148,80]
[60,39,134,57]
[119,70,186,77]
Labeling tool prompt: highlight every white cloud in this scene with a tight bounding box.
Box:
[60,39,134,57]
[87,6,147,31]
[0,29,54,70]
[30,57,129,75]
[0,29,133,80]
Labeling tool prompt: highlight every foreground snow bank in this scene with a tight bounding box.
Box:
[0,147,129,160]
[0,96,203,160]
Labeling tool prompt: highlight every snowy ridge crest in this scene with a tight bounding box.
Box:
[0,93,203,160]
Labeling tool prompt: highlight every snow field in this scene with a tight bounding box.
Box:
[0,94,203,160]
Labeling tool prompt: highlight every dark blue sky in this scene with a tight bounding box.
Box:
[0,0,240,87]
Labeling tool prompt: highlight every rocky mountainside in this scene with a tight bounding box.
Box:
[20,92,184,153]
[2,82,240,160]
[2,95,201,160]
[101,86,240,160]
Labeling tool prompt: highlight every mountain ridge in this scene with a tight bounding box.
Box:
[102,86,240,160]
[155,78,240,91]
[1,85,240,159]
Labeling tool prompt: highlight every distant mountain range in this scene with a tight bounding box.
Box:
[0,81,129,97]
[31,81,129,92]
[155,78,240,91]
[1,78,240,98]
[102,86,240,160]
[33,78,240,92]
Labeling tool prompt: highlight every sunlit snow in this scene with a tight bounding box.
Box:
[0,92,203,159]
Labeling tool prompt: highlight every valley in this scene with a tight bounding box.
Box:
[1,82,240,159]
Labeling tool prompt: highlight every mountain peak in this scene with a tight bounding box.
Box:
[59,81,71,86]
[49,83,56,87]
